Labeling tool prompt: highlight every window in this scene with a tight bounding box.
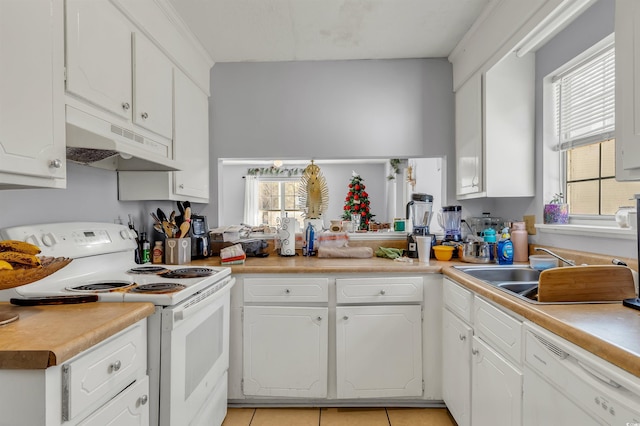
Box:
[554,43,640,215]
[257,179,304,227]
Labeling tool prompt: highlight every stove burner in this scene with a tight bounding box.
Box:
[67,281,135,292]
[160,268,214,279]
[129,283,186,294]
[127,266,170,274]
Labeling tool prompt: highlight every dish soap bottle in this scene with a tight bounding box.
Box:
[497,227,513,265]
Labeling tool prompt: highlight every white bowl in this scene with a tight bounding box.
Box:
[529,255,559,271]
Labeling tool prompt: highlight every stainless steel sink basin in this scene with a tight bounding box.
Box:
[454,266,540,283]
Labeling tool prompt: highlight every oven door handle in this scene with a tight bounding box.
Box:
[172,277,234,323]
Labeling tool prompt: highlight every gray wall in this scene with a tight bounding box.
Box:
[203,58,455,226]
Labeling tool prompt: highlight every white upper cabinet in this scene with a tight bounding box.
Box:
[133,33,173,139]
[455,52,535,199]
[66,0,173,139]
[0,0,66,189]
[65,0,132,121]
[615,0,640,180]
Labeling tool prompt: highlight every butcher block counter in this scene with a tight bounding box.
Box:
[0,302,154,369]
[192,249,640,378]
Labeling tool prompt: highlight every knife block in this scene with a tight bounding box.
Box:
[165,238,191,265]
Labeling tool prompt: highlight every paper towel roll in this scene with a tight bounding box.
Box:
[279,217,297,256]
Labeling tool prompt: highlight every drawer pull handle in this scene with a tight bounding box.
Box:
[139,394,148,406]
[379,290,386,295]
[459,334,466,341]
[472,348,479,355]
[110,360,122,372]
[122,102,130,111]
[141,112,149,119]
[343,315,349,320]
[285,289,291,294]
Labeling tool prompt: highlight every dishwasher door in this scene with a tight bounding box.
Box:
[523,324,640,425]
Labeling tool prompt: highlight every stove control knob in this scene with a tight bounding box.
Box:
[120,230,129,240]
[41,232,57,247]
[25,234,40,247]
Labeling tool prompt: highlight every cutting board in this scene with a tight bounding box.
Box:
[537,265,637,303]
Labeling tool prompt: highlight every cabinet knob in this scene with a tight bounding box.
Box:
[379,289,386,295]
[110,360,122,372]
[317,316,322,321]
[179,184,185,189]
[141,112,149,119]
[459,334,466,341]
[122,102,130,111]
[138,394,148,406]
[285,288,291,294]
[49,159,62,169]
[343,315,349,320]
[472,348,479,355]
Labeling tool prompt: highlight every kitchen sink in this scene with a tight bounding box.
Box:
[453,265,541,303]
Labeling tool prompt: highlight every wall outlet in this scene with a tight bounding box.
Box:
[523,215,536,235]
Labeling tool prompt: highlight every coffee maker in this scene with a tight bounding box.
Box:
[406,193,434,258]
[189,214,211,259]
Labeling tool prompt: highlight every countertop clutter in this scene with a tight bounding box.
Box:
[0,302,154,369]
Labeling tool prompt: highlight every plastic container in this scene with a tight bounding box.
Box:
[497,227,513,265]
[529,255,559,271]
[433,245,455,261]
[511,222,528,262]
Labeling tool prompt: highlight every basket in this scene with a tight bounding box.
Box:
[0,256,72,290]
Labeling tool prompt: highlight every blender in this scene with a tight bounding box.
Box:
[440,205,463,242]
[406,193,434,258]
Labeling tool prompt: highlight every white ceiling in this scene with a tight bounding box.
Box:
[168,0,492,63]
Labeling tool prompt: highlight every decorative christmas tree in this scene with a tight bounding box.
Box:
[342,172,374,230]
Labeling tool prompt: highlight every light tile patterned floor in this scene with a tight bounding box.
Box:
[222,407,457,426]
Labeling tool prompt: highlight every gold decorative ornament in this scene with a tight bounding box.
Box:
[298,160,329,219]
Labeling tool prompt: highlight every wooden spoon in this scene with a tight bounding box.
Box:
[179,207,191,238]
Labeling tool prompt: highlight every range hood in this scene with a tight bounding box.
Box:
[65,106,183,171]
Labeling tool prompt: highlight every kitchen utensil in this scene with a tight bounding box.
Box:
[177,201,185,216]
[162,220,174,238]
[157,208,168,223]
[460,241,496,263]
[169,211,176,224]
[150,212,161,225]
[433,245,454,261]
[537,265,636,302]
[179,207,191,238]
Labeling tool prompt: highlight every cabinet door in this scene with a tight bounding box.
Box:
[78,376,149,426]
[455,73,483,197]
[66,0,132,120]
[615,0,640,179]
[0,0,65,186]
[173,70,209,199]
[472,337,523,426]
[133,33,173,138]
[336,305,422,398]
[442,309,472,426]
[243,306,328,398]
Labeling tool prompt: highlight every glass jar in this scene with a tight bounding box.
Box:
[615,206,636,228]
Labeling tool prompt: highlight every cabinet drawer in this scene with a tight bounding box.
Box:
[443,278,473,323]
[474,297,522,365]
[78,376,149,426]
[243,277,329,303]
[336,276,423,304]
[63,322,147,422]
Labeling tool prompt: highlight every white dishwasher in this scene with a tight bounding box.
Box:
[523,323,640,426]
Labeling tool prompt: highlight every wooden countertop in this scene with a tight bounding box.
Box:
[0,302,155,369]
[193,253,640,378]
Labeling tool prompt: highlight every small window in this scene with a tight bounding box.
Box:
[257,179,304,227]
[554,43,640,215]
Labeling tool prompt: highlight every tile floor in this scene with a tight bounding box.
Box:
[222,407,457,426]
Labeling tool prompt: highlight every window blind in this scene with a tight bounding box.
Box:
[554,44,615,151]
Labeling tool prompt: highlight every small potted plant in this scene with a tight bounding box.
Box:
[543,193,569,224]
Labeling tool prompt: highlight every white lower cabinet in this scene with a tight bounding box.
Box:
[442,278,523,426]
[335,305,423,398]
[471,336,523,426]
[442,308,472,426]
[243,305,328,398]
[78,376,149,426]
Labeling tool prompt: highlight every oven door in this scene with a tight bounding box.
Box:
[159,276,234,426]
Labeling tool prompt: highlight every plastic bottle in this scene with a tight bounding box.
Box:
[140,232,151,264]
[511,221,528,262]
[152,241,164,264]
[303,222,315,256]
[497,227,513,265]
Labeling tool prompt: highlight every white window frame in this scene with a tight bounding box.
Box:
[256,177,303,228]
[542,34,618,226]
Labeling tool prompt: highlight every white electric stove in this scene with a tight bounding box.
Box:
[0,222,234,426]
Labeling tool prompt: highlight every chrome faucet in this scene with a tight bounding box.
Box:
[534,247,576,266]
